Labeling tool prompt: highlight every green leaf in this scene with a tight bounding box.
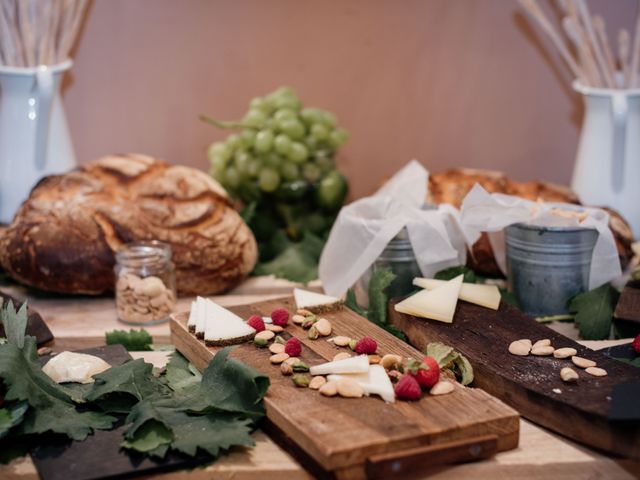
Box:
[499,288,520,309]
[344,289,367,318]
[367,268,396,325]
[568,284,620,340]
[253,232,323,283]
[425,342,474,386]
[425,342,455,367]
[0,402,28,439]
[165,353,202,395]
[452,354,474,385]
[105,329,153,351]
[613,357,640,368]
[435,266,477,283]
[121,419,172,454]
[1,300,28,349]
[240,201,257,224]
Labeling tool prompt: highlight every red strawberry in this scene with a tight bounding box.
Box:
[408,356,440,389]
[354,336,377,355]
[285,337,302,357]
[247,315,265,332]
[633,334,640,355]
[394,375,422,401]
[271,308,289,327]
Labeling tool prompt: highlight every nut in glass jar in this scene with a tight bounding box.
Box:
[115,241,176,325]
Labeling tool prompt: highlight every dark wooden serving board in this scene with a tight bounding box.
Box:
[31,345,210,480]
[171,297,520,480]
[0,290,53,346]
[389,299,640,460]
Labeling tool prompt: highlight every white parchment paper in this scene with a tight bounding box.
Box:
[318,161,474,297]
[460,184,621,289]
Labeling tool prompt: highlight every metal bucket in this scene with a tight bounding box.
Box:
[505,223,598,316]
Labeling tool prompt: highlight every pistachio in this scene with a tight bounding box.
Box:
[531,345,555,356]
[270,353,290,364]
[585,366,607,377]
[560,367,579,382]
[266,324,284,333]
[387,370,402,382]
[532,339,551,349]
[283,357,299,366]
[348,339,358,351]
[255,330,275,341]
[336,379,364,398]
[302,316,317,329]
[319,381,338,397]
[297,309,313,316]
[508,340,531,356]
[368,355,381,364]
[254,337,269,348]
[292,374,310,388]
[280,362,294,376]
[430,381,455,396]
[269,343,285,354]
[381,354,403,370]
[554,347,578,359]
[333,352,352,361]
[309,376,327,390]
[331,336,352,347]
[572,356,596,369]
[292,314,306,325]
[292,360,310,373]
[308,326,320,340]
[314,318,332,336]
[274,335,286,345]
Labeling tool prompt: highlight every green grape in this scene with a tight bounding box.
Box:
[243,109,267,127]
[224,166,241,189]
[320,110,337,128]
[240,129,257,148]
[259,167,280,192]
[300,107,323,126]
[250,96,272,114]
[280,161,300,181]
[310,123,329,141]
[274,134,292,155]
[315,156,334,173]
[234,150,252,174]
[329,128,349,148]
[208,141,232,162]
[210,154,227,172]
[264,152,283,169]
[316,170,348,210]
[273,108,297,121]
[287,142,309,164]
[275,95,301,111]
[302,163,321,183]
[255,129,274,153]
[247,158,262,178]
[278,118,305,140]
[304,135,319,151]
[226,134,242,150]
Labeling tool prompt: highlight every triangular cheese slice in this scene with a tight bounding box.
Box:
[327,365,395,403]
[187,300,197,332]
[194,296,206,338]
[394,275,463,323]
[203,298,255,346]
[293,288,342,313]
[309,355,369,376]
[413,277,501,310]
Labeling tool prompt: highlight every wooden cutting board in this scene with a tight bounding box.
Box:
[170,297,519,480]
[389,299,640,461]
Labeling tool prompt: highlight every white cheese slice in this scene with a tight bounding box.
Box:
[293,288,342,313]
[394,275,463,323]
[203,298,255,346]
[187,300,197,331]
[194,296,207,338]
[328,365,395,403]
[413,277,501,310]
[42,351,111,384]
[309,355,369,376]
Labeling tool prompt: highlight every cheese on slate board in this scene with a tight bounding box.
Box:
[328,365,395,403]
[42,351,111,384]
[294,288,342,312]
[413,277,501,310]
[395,275,463,323]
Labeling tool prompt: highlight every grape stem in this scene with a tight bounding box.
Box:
[199,114,259,130]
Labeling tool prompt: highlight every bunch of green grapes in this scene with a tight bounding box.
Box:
[206,87,348,211]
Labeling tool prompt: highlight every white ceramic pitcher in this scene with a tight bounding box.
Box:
[571,81,640,237]
[0,61,76,223]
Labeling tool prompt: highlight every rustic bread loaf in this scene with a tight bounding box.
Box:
[0,154,258,295]
[428,168,634,276]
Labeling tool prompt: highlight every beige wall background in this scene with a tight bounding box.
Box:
[64,0,638,199]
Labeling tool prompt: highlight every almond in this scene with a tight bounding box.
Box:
[269,352,290,364]
[333,352,352,361]
[319,381,338,397]
[336,379,364,398]
[292,314,306,325]
[571,356,596,369]
[269,343,285,354]
[255,330,275,341]
[509,340,531,356]
[532,339,551,349]
[554,347,578,359]
[381,354,403,370]
[331,336,352,347]
[585,366,607,377]
[314,318,332,336]
[309,376,327,390]
[531,345,555,356]
[430,381,455,395]
[266,324,284,333]
[560,367,578,382]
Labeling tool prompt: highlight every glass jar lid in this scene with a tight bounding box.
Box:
[115,241,172,268]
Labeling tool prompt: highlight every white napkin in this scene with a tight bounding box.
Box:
[460,184,621,289]
[318,160,472,297]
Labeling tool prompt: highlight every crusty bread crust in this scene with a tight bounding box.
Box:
[0,154,257,296]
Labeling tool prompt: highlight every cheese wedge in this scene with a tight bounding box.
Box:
[202,298,256,346]
[413,277,501,310]
[187,300,197,332]
[194,296,206,339]
[43,351,111,384]
[293,288,343,313]
[394,275,463,323]
[328,365,395,403]
[309,355,369,376]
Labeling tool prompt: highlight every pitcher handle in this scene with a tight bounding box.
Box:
[33,66,54,171]
[610,92,628,193]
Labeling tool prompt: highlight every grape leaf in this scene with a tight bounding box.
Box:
[0,402,28,439]
[165,353,201,395]
[425,342,474,386]
[568,284,620,340]
[1,300,28,349]
[121,419,172,454]
[169,413,254,457]
[105,329,153,351]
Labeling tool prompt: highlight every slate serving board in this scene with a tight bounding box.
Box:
[0,290,53,346]
[389,299,640,460]
[31,345,210,480]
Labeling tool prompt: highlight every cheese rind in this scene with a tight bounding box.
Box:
[413,277,501,310]
[309,355,370,376]
[394,275,463,323]
[293,288,343,313]
[328,365,395,403]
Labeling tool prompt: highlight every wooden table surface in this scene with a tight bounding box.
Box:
[1,276,639,480]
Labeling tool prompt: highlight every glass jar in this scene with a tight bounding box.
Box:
[114,241,176,325]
